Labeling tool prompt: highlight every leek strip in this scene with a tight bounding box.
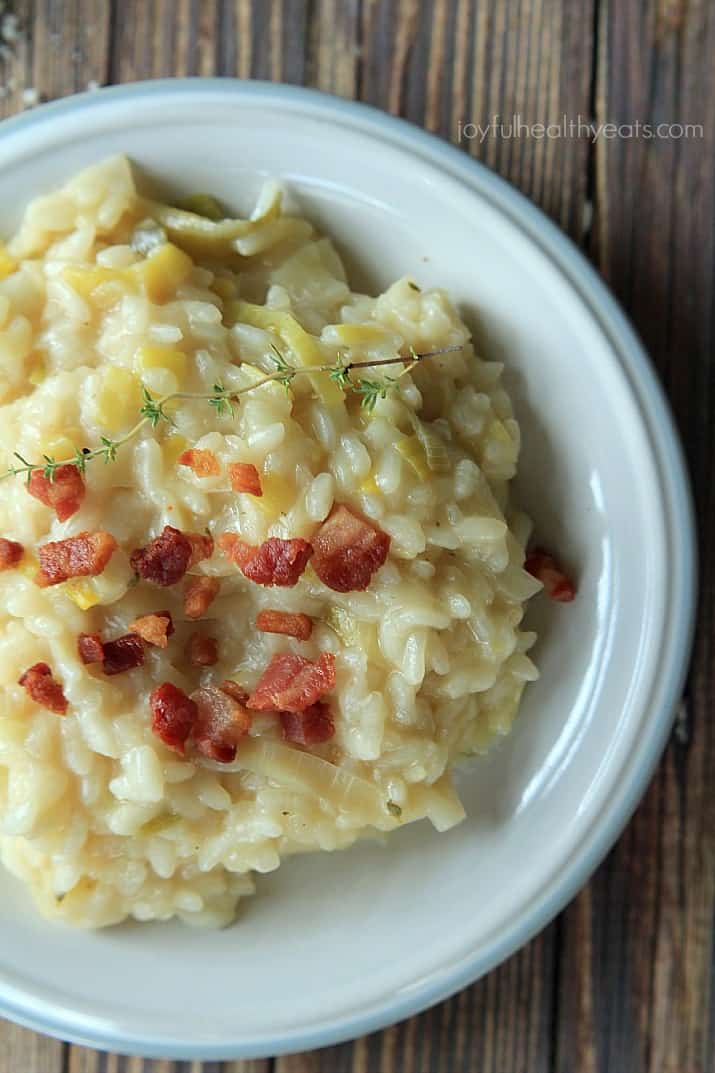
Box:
[228,301,344,405]
[140,183,282,255]
[234,739,386,824]
[409,412,451,473]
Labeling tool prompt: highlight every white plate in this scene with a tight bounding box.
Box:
[0,80,695,1060]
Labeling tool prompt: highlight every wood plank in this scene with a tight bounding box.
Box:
[0,1021,64,1073]
[307,0,361,98]
[107,0,217,82]
[353,0,596,240]
[30,0,111,96]
[65,1047,269,1073]
[237,0,310,82]
[107,1,313,83]
[555,1,715,1072]
[0,0,110,116]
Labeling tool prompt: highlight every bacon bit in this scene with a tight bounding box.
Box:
[183,575,220,620]
[524,548,576,603]
[186,633,219,667]
[27,465,85,522]
[127,611,174,649]
[186,532,214,569]
[178,448,221,478]
[102,634,145,676]
[35,530,117,588]
[218,679,249,706]
[130,526,195,586]
[219,534,312,587]
[239,538,312,587]
[77,632,104,665]
[217,533,254,568]
[281,702,335,745]
[0,538,23,570]
[228,462,262,496]
[18,662,68,715]
[191,685,251,763]
[248,652,336,712]
[150,682,198,755]
[311,505,390,593]
[256,609,313,641]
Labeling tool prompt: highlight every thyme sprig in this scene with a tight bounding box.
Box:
[0,344,462,484]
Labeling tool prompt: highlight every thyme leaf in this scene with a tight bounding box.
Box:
[208,381,235,418]
[354,378,389,412]
[100,437,118,464]
[41,455,59,482]
[328,357,353,388]
[269,343,297,387]
[140,387,174,428]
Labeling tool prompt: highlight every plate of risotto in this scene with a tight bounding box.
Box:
[0,81,695,1058]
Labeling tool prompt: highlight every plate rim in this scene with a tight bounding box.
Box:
[0,77,697,1059]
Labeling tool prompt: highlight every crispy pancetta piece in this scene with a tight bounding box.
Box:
[77,632,104,665]
[18,662,68,714]
[191,685,251,763]
[0,538,23,570]
[228,462,262,496]
[183,575,220,620]
[524,548,576,603]
[311,505,390,592]
[256,609,313,641]
[186,532,214,569]
[35,531,117,588]
[178,448,221,477]
[248,652,336,712]
[27,465,85,522]
[127,611,174,649]
[217,533,253,569]
[280,702,335,745]
[102,634,145,676]
[219,534,312,587]
[150,682,198,755]
[130,526,211,586]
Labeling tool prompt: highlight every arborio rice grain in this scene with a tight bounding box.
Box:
[0,157,541,927]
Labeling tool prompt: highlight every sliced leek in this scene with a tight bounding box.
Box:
[175,193,225,220]
[227,301,344,405]
[230,739,386,823]
[409,412,451,473]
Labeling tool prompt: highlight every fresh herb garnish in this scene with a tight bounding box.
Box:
[0,344,462,483]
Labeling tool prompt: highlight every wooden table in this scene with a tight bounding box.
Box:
[0,2,712,1071]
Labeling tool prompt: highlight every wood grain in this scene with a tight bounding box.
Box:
[353,0,596,240]
[0,1,712,1071]
[0,0,110,117]
[65,1051,269,1073]
[0,1022,64,1073]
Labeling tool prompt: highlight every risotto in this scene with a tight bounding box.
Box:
[0,157,549,928]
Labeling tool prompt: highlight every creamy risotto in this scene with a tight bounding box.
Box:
[0,157,545,928]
